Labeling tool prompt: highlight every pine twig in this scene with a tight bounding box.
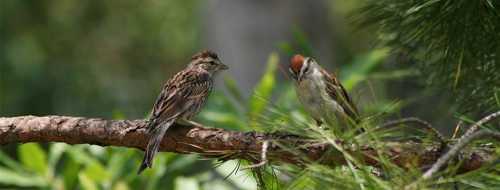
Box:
[421,111,500,180]
[421,130,500,179]
[462,111,500,137]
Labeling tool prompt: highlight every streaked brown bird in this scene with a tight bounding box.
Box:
[138,50,228,174]
[289,54,359,128]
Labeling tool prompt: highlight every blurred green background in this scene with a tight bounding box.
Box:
[2,0,495,189]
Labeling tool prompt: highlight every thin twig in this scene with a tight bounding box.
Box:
[421,111,500,180]
[462,111,500,137]
[421,130,500,179]
[242,140,269,170]
[404,129,500,190]
[377,117,445,144]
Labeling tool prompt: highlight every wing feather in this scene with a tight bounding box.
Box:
[321,70,359,121]
[148,69,212,127]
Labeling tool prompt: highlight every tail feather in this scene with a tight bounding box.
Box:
[137,119,174,174]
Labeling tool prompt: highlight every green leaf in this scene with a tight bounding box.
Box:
[66,146,95,164]
[78,172,98,190]
[0,150,25,173]
[107,149,135,181]
[48,143,67,170]
[0,167,46,187]
[248,52,279,129]
[18,143,48,175]
[175,177,199,190]
[145,154,169,190]
[83,160,111,183]
[341,48,389,90]
[113,180,130,190]
[200,111,246,128]
[62,157,80,190]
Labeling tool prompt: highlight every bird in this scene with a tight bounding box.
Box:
[138,50,228,174]
[288,54,359,129]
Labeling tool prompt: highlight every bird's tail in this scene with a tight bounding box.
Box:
[137,119,174,174]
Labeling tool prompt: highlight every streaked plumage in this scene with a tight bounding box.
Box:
[289,54,359,127]
[138,50,228,174]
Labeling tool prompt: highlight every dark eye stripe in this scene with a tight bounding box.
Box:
[303,65,309,73]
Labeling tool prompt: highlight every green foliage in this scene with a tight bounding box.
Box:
[0,143,259,189]
[18,143,48,175]
[341,48,389,89]
[356,0,500,114]
[248,53,280,130]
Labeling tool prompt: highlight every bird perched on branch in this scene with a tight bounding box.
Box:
[289,54,359,129]
[138,50,228,174]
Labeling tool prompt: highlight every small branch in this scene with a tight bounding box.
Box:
[421,130,500,179]
[416,110,500,186]
[462,111,500,137]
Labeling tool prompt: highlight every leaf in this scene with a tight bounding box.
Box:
[48,143,67,170]
[405,0,441,15]
[66,146,96,164]
[144,154,170,190]
[107,149,135,181]
[18,143,48,175]
[175,177,199,190]
[200,111,246,128]
[0,167,46,187]
[248,52,279,129]
[82,160,111,183]
[113,180,130,190]
[341,48,389,90]
[78,172,98,190]
[0,150,25,173]
[62,156,80,189]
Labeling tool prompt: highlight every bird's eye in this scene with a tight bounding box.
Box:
[303,65,310,73]
[206,60,216,65]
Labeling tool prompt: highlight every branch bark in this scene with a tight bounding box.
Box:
[0,115,496,173]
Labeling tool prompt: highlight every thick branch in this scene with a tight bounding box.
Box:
[0,116,496,173]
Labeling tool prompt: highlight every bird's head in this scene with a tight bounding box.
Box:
[189,50,228,74]
[289,54,316,82]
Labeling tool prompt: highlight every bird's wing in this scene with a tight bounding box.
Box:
[148,70,212,127]
[321,69,359,120]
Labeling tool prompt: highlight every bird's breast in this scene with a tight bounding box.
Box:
[295,77,344,119]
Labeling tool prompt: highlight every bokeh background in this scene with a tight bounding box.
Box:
[0,0,469,189]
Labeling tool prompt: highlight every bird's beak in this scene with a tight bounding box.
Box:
[219,63,229,70]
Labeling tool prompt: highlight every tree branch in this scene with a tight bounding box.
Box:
[0,115,496,173]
